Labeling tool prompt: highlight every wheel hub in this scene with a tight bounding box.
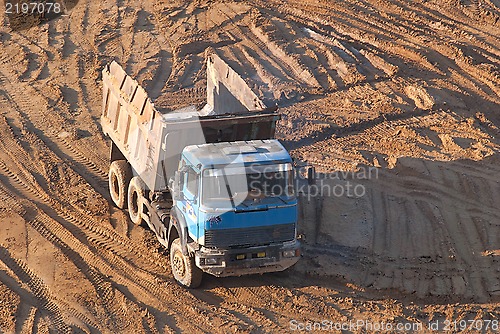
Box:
[111,174,119,193]
[173,252,186,277]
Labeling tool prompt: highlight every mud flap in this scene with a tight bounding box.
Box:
[110,141,126,162]
[169,207,189,256]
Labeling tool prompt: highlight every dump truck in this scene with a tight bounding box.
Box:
[100,53,301,288]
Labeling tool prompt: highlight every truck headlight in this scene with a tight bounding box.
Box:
[205,257,220,265]
[283,250,296,258]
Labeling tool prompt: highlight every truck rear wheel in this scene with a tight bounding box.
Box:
[128,176,146,225]
[170,238,202,288]
[109,160,132,209]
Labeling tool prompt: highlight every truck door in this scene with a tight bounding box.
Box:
[181,167,200,242]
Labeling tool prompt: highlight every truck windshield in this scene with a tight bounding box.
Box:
[202,163,294,207]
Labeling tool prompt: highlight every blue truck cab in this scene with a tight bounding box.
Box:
[171,140,301,280]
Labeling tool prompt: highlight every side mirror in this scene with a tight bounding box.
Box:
[173,171,183,200]
[307,166,316,186]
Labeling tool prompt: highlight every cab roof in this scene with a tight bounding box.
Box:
[183,140,291,169]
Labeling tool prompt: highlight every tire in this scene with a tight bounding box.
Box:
[108,160,132,209]
[170,238,202,288]
[128,176,146,225]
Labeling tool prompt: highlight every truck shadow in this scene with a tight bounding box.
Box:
[294,153,500,304]
[193,153,500,305]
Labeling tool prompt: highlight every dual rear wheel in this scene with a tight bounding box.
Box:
[108,160,144,225]
[127,176,145,225]
[108,160,131,209]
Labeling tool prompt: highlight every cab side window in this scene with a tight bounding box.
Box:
[185,168,198,197]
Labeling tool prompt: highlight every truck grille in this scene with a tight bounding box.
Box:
[205,224,295,248]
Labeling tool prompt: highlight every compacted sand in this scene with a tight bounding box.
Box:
[0,0,499,332]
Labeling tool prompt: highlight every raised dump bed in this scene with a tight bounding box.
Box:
[101,54,280,192]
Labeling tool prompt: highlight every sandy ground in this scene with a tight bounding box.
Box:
[0,0,499,332]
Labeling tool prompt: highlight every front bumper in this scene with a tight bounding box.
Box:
[194,240,301,277]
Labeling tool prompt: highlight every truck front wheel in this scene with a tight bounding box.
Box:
[170,238,202,288]
[109,160,132,209]
[128,176,146,225]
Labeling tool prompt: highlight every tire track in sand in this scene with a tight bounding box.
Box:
[0,245,71,333]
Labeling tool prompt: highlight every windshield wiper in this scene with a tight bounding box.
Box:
[222,171,236,209]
